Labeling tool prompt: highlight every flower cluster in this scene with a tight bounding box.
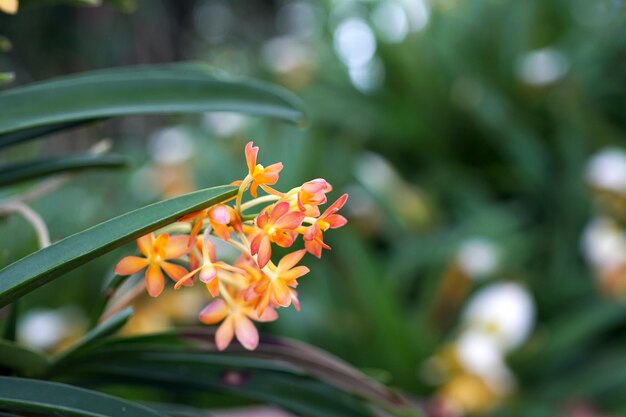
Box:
[114,141,347,350]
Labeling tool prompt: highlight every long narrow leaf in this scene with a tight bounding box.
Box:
[0,340,49,376]
[0,154,129,187]
[0,376,166,417]
[0,185,237,307]
[0,64,305,147]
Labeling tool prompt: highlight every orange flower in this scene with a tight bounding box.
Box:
[250,201,304,268]
[175,230,245,296]
[304,194,349,258]
[252,250,310,316]
[179,204,241,246]
[298,178,333,217]
[114,233,190,297]
[199,294,277,351]
[233,141,283,198]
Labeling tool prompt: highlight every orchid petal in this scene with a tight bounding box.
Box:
[277,249,306,272]
[145,264,165,297]
[215,316,235,351]
[161,261,189,281]
[235,315,259,351]
[136,233,154,258]
[199,299,229,324]
[114,256,148,276]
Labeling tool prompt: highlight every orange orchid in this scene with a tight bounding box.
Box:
[233,141,283,199]
[114,233,190,297]
[179,204,241,245]
[298,178,333,217]
[175,229,245,295]
[250,201,304,268]
[252,250,310,316]
[112,140,348,351]
[304,194,349,258]
[199,292,277,351]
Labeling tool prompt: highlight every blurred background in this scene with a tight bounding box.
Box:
[2,0,626,415]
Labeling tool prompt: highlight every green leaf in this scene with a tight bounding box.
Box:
[0,340,49,376]
[0,154,129,187]
[52,331,420,417]
[54,308,134,366]
[0,376,166,417]
[181,329,412,412]
[0,120,96,149]
[0,64,306,147]
[0,185,237,307]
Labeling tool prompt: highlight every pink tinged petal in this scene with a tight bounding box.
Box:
[269,202,290,224]
[278,249,307,272]
[326,214,348,229]
[199,265,217,283]
[174,268,200,289]
[273,211,305,230]
[255,210,269,228]
[215,316,235,351]
[245,141,258,174]
[290,289,301,311]
[234,315,259,351]
[114,256,148,276]
[322,193,349,217]
[304,224,318,241]
[161,261,189,281]
[136,234,154,258]
[199,299,229,324]
[145,264,165,297]
[305,239,322,258]
[256,236,272,268]
[202,235,216,263]
[206,279,220,297]
[272,281,292,308]
[209,205,230,224]
[272,231,296,248]
[164,235,190,259]
[280,265,310,282]
[250,233,263,256]
[255,307,278,322]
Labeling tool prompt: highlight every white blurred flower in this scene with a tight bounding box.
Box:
[401,0,430,32]
[462,282,535,352]
[516,48,569,86]
[149,126,195,165]
[585,147,626,194]
[582,217,626,272]
[456,238,500,279]
[456,330,516,395]
[355,151,397,191]
[371,1,409,43]
[333,18,377,69]
[18,307,86,351]
[348,57,385,92]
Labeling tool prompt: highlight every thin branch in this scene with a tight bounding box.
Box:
[0,201,50,248]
